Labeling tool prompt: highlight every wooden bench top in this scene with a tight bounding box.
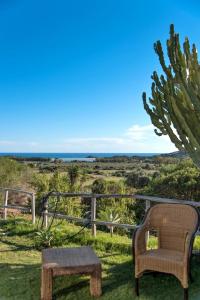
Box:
[42,246,101,269]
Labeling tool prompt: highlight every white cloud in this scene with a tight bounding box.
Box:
[0,140,16,146]
[27,142,39,147]
[0,124,177,153]
[63,137,124,144]
[125,124,154,141]
[124,124,176,153]
[58,124,177,153]
[0,140,38,151]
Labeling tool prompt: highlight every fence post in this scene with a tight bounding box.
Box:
[91,197,96,237]
[145,199,151,212]
[145,200,151,244]
[3,190,9,220]
[43,200,48,229]
[31,193,36,225]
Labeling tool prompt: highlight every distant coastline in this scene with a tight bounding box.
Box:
[0,152,161,162]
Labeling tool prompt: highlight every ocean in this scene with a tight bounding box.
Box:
[0,152,160,162]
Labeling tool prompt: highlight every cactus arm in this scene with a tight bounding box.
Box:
[143,25,200,167]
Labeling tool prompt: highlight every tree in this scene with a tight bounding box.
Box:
[106,180,125,194]
[67,165,80,191]
[49,171,68,192]
[91,178,107,194]
[125,172,150,189]
[143,24,200,167]
[0,157,29,188]
[144,160,200,201]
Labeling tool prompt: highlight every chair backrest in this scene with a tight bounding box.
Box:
[144,204,199,252]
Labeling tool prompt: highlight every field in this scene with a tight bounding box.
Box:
[12,154,178,191]
[1,154,200,300]
[1,217,200,300]
[1,153,199,235]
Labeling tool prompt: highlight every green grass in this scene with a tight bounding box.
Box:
[1,218,200,299]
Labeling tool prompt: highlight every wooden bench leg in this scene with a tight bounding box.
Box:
[90,265,102,297]
[41,267,53,300]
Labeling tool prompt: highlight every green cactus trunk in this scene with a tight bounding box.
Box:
[143,24,200,168]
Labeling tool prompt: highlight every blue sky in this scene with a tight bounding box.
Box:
[0,0,200,153]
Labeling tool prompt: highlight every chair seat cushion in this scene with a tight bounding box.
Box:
[140,248,184,263]
[136,249,184,277]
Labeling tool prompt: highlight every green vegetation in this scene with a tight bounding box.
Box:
[0,156,200,299]
[98,208,121,237]
[2,154,200,230]
[125,172,150,189]
[1,218,200,299]
[144,159,200,200]
[143,24,200,167]
[67,165,81,190]
[0,157,30,189]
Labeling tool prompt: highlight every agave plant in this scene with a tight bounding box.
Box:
[98,208,120,237]
[35,229,54,248]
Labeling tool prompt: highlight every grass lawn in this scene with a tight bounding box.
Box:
[0,218,200,299]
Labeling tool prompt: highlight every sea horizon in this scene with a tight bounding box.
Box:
[0,152,163,161]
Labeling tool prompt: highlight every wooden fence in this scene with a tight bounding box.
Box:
[0,188,35,224]
[1,189,200,236]
[41,192,200,237]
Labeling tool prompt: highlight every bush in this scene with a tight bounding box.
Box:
[125,172,150,189]
[144,160,200,200]
[91,179,107,194]
[0,157,30,188]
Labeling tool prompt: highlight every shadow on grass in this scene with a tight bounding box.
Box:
[100,256,200,300]
[0,255,200,300]
[0,237,35,251]
[52,259,135,300]
[0,218,37,236]
[0,262,40,300]
[54,278,90,299]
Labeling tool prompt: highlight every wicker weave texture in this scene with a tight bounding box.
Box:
[134,204,199,288]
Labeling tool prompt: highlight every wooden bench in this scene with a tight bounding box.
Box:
[41,246,102,300]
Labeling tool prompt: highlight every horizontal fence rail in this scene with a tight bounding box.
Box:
[41,192,200,239]
[1,189,200,238]
[0,187,35,224]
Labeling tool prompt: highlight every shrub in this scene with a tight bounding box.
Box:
[125,172,150,189]
[0,157,30,188]
[145,160,200,200]
[91,179,107,194]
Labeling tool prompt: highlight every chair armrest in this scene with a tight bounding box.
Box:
[132,225,149,257]
[184,231,194,264]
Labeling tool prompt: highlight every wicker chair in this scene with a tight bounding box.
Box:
[132,203,199,300]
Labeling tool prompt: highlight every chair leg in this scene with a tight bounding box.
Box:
[189,271,194,283]
[184,288,188,300]
[135,277,139,296]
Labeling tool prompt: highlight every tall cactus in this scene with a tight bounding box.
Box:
[143,24,200,167]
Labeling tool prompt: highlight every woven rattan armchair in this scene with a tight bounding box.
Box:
[132,204,199,300]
